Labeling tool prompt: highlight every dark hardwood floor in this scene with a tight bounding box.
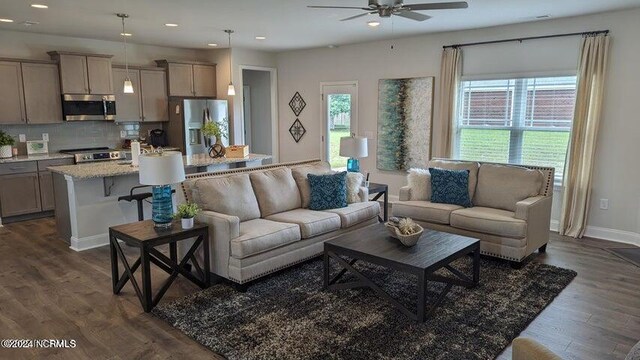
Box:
[0,218,638,360]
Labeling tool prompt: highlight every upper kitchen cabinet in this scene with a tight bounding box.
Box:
[21,63,63,124]
[113,67,142,122]
[140,69,169,122]
[0,61,26,124]
[48,51,114,95]
[155,60,217,98]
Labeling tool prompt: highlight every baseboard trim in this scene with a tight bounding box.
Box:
[70,233,109,252]
[550,220,640,247]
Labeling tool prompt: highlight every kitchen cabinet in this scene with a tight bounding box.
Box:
[140,69,169,122]
[113,68,142,122]
[156,60,217,97]
[39,171,55,211]
[0,61,26,124]
[0,172,41,217]
[21,63,63,124]
[48,51,114,95]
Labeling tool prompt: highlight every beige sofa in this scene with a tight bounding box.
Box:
[393,159,554,264]
[179,159,380,285]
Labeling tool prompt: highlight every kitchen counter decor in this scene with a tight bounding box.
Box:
[0,130,15,159]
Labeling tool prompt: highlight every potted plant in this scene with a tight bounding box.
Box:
[0,130,15,159]
[202,119,229,158]
[175,202,201,229]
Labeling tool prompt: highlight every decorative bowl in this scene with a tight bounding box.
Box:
[385,222,424,247]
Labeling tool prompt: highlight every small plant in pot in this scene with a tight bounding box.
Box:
[175,202,200,229]
[0,130,15,159]
[202,119,229,158]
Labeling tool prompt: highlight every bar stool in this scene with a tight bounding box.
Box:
[118,186,153,221]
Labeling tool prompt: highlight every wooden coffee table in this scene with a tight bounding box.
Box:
[323,223,480,322]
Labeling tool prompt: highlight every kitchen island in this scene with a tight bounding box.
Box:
[49,153,271,251]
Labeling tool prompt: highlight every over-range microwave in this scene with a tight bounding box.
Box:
[61,94,116,121]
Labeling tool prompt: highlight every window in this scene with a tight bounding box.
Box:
[321,82,358,169]
[454,76,577,183]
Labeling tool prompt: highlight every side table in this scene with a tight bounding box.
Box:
[109,219,210,312]
[367,182,389,222]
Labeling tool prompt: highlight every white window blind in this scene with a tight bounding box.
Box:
[454,76,577,183]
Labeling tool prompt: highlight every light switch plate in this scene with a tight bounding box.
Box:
[120,130,127,139]
[19,134,26,142]
[42,133,49,141]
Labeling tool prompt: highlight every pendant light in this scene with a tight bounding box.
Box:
[224,29,235,96]
[117,13,134,94]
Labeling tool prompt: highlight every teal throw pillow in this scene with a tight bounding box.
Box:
[308,172,348,210]
[429,167,473,207]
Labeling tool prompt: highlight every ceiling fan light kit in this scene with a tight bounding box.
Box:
[308,0,468,22]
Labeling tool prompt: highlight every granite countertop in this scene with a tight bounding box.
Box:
[0,153,75,164]
[48,153,272,180]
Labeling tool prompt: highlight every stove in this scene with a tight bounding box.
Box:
[60,147,126,164]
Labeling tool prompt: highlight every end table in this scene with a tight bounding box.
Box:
[109,220,210,312]
[367,182,388,222]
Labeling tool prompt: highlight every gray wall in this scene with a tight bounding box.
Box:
[243,69,272,156]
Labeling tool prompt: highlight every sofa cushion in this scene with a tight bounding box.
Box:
[266,209,341,239]
[474,164,543,212]
[193,173,261,222]
[407,168,431,201]
[308,172,348,210]
[392,201,463,224]
[323,201,380,228]
[231,219,301,259]
[429,168,473,208]
[250,167,302,217]
[428,160,479,198]
[291,162,332,208]
[450,207,527,238]
[346,172,364,204]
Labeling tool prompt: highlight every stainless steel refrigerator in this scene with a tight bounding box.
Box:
[167,99,229,156]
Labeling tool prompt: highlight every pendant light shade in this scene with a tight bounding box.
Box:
[224,29,235,97]
[118,13,134,94]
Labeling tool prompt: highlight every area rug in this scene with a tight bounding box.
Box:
[153,258,576,360]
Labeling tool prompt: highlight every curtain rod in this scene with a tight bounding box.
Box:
[442,29,609,49]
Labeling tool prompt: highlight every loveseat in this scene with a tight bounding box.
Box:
[393,159,554,264]
[179,159,380,285]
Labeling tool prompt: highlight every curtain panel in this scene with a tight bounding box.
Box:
[434,47,462,159]
[559,34,610,238]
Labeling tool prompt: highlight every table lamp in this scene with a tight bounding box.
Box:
[139,151,185,229]
[339,136,368,172]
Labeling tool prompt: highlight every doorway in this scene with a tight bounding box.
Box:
[321,82,358,169]
[240,67,278,163]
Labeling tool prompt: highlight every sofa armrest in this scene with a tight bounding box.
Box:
[512,337,562,360]
[195,210,240,279]
[399,186,411,201]
[358,186,369,202]
[515,196,552,220]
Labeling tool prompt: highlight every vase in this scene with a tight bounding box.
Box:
[208,136,226,158]
[181,217,194,229]
[0,145,12,159]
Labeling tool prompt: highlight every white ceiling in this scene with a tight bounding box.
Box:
[1,0,639,51]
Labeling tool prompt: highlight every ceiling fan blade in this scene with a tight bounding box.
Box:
[308,6,371,10]
[404,2,469,10]
[394,10,431,21]
[340,12,373,21]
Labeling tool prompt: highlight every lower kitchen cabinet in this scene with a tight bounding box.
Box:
[0,172,41,217]
[39,171,56,211]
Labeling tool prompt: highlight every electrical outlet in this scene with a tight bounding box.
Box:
[600,198,609,210]
[42,133,49,141]
[19,134,26,142]
[120,130,127,139]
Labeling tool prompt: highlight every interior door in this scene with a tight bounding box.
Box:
[243,86,252,149]
[321,82,358,169]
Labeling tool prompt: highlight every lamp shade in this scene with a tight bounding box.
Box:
[123,78,134,94]
[139,151,185,186]
[339,136,368,158]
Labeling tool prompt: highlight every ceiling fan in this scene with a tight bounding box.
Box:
[308,0,468,22]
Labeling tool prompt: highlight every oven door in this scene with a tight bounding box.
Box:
[62,94,116,121]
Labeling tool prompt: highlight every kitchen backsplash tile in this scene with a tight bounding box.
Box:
[0,122,163,154]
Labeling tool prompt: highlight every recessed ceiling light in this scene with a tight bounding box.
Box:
[255,36,266,40]
[120,32,132,37]
[31,4,48,9]
[164,23,178,27]
[0,18,14,23]
[207,43,218,47]
[367,21,381,27]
